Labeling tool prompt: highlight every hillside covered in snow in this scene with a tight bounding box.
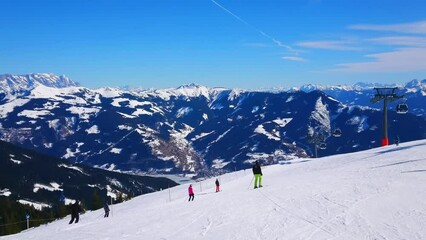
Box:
[1,74,425,177]
[3,140,426,240]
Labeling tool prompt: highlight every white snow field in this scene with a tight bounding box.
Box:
[3,140,426,240]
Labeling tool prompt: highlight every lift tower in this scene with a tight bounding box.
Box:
[370,87,403,146]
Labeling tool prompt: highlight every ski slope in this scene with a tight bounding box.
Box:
[3,140,426,240]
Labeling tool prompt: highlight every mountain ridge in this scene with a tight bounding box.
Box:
[2,73,424,99]
[1,74,425,177]
[0,73,79,96]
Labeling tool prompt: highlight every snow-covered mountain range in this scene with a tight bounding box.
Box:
[0,74,425,177]
[3,139,426,240]
[295,79,426,117]
[0,73,79,95]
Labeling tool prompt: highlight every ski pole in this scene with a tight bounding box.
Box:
[110,196,113,217]
[247,176,254,190]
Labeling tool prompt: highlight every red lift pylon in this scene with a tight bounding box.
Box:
[370,87,404,146]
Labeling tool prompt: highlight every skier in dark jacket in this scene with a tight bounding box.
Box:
[215,178,220,192]
[104,201,110,218]
[395,136,400,146]
[252,161,263,189]
[69,200,81,224]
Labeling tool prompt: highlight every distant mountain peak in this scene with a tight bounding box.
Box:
[405,79,426,88]
[177,83,203,89]
[147,83,228,101]
[0,73,79,94]
[353,82,377,89]
[296,81,406,93]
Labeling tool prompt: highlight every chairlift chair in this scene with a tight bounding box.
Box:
[318,142,327,150]
[332,128,342,137]
[396,103,408,114]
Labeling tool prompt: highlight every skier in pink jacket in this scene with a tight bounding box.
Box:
[188,184,194,201]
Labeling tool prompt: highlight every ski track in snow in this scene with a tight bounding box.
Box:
[201,217,213,237]
[2,140,426,240]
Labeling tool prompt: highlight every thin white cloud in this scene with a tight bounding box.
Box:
[282,56,308,62]
[296,40,361,51]
[332,48,426,72]
[210,0,295,52]
[368,36,426,47]
[349,20,426,34]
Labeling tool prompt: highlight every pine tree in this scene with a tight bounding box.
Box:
[91,190,102,210]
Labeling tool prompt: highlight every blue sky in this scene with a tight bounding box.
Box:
[1,0,426,89]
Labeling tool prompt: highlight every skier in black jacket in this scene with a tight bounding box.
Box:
[252,161,263,189]
[394,136,400,146]
[104,202,110,218]
[69,200,81,224]
[215,178,220,192]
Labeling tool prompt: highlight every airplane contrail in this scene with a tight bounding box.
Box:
[210,0,294,52]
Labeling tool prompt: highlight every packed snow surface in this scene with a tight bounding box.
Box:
[3,140,426,240]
